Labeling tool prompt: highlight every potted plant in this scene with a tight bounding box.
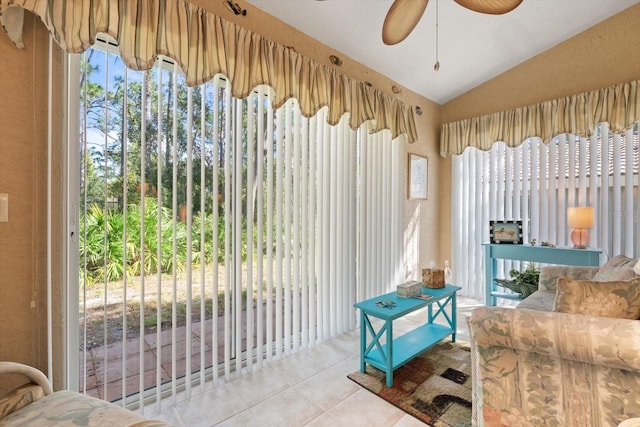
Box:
[494,263,540,298]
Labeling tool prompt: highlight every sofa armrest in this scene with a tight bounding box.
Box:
[469,306,640,371]
[0,362,52,396]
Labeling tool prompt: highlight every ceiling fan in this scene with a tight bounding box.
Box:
[382,0,524,45]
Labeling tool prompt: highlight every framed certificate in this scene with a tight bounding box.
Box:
[408,154,428,200]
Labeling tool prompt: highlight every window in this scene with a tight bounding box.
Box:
[452,124,640,299]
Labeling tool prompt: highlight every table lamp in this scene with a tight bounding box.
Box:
[567,206,594,249]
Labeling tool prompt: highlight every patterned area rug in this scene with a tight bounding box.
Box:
[347,341,472,426]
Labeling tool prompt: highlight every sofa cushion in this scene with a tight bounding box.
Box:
[591,255,639,281]
[516,290,556,311]
[538,265,598,291]
[0,390,152,426]
[553,277,640,319]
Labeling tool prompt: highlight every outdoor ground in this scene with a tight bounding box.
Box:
[81,265,254,350]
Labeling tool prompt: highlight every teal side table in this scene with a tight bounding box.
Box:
[354,284,461,387]
[483,243,603,306]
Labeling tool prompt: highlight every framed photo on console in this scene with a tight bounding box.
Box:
[489,220,523,244]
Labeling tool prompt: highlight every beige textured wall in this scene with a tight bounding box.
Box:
[0,14,46,390]
[403,101,442,278]
[438,4,640,268]
[0,13,64,393]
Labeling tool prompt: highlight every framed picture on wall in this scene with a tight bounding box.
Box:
[408,154,428,200]
[489,220,523,244]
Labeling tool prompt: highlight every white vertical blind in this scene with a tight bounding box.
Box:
[460,152,471,292]
[625,128,635,257]
[567,135,577,225]
[539,140,548,241]
[71,43,404,410]
[211,79,221,383]
[103,53,112,401]
[255,92,265,366]
[245,92,255,371]
[170,64,179,402]
[185,86,194,398]
[265,94,274,363]
[548,140,557,244]
[557,136,567,246]
[612,133,622,255]
[198,84,206,389]
[530,139,539,245]
[300,114,309,350]
[521,143,529,250]
[589,132,599,249]
[156,66,165,405]
[600,124,611,252]
[452,124,640,299]
[284,102,293,354]
[292,104,301,352]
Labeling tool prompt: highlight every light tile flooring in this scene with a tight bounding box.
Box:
[141,296,483,427]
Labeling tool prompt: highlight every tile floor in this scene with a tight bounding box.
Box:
[138,296,483,427]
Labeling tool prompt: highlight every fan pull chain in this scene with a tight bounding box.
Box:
[434,0,440,71]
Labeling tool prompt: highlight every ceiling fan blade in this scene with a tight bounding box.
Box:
[453,0,523,15]
[382,0,429,45]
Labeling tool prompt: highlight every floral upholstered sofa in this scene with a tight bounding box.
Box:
[0,361,171,426]
[467,255,640,427]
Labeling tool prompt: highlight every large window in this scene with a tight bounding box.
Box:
[452,124,640,299]
[68,40,404,408]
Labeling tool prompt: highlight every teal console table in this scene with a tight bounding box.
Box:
[354,284,460,387]
[483,243,603,306]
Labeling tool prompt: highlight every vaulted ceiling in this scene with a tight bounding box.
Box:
[247,0,640,105]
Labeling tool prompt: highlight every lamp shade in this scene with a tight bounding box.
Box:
[567,207,594,229]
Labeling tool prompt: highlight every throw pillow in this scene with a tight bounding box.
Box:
[591,255,639,281]
[553,277,640,319]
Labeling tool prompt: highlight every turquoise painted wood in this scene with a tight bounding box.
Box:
[483,243,603,306]
[354,284,461,387]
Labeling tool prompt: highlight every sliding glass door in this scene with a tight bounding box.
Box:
[65,38,404,410]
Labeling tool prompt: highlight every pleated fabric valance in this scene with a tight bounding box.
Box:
[0,0,417,142]
[440,79,640,156]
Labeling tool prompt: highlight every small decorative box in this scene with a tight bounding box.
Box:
[397,280,423,298]
[422,268,445,289]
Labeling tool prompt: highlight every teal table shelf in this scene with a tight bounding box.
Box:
[354,284,461,387]
[483,243,603,306]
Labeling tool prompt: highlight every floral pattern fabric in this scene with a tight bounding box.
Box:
[468,306,640,427]
[592,255,640,281]
[0,390,171,426]
[554,277,640,319]
[0,384,43,419]
[469,257,640,426]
